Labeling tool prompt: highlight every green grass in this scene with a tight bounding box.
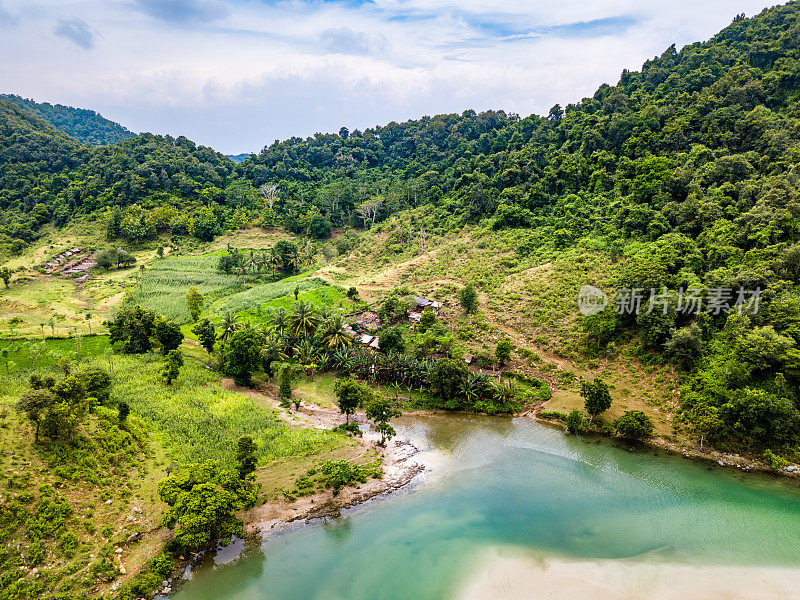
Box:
[136,255,240,322]
[108,353,344,467]
[211,277,334,314]
[0,335,111,372]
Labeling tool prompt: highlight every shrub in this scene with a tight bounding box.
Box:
[566,409,585,434]
[614,410,655,439]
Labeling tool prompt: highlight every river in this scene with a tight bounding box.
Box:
[172,414,800,600]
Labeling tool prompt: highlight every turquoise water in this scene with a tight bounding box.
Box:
[173,415,800,600]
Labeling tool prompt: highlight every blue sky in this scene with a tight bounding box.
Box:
[0,0,777,154]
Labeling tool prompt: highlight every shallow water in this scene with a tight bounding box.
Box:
[172,415,800,600]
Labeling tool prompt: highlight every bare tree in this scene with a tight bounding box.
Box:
[259,183,278,210]
[357,196,383,228]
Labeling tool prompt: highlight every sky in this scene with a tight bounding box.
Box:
[0,0,779,155]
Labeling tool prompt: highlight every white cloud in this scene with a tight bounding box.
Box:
[0,0,777,153]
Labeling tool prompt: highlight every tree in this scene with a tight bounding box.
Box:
[614,410,655,439]
[186,287,204,322]
[156,245,164,259]
[162,349,183,385]
[427,358,469,404]
[334,377,369,425]
[692,403,723,450]
[235,435,258,480]
[0,265,11,288]
[664,324,703,369]
[16,389,55,442]
[158,461,256,553]
[94,249,116,271]
[107,305,156,354]
[74,366,112,404]
[118,401,130,422]
[116,248,136,268]
[418,309,436,333]
[322,316,353,349]
[155,319,184,355]
[192,319,216,357]
[721,387,800,447]
[581,377,612,421]
[566,409,585,434]
[346,287,359,301]
[288,301,319,338]
[365,396,401,446]
[307,213,332,239]
[460,284,478,314]
[379,327,404,354]
[224,328,261,386]
[495,339,513,366]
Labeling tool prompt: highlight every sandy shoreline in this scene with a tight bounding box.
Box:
[215,379,427,538]
[456,548,800,600]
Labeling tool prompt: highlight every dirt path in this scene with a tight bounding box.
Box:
[217,379,425,536]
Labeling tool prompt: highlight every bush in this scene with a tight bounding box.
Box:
[762,449,789,470]
[614,410,655,439]
[565,409,585,434]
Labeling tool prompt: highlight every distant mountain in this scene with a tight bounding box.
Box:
[1,93,136,145]
[227,153,253,164]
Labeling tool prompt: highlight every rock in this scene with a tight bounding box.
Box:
[786,465,798,473]
[132,506,142,513]
[717,460,724,466]
[105,499,112,504]
[114,547,123,554]
[118,564,126,575]
[31,568,38,576]
[126,532,141,543]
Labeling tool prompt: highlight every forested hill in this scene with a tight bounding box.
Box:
[0,96,237,244]
[1,93,136,146]
[235,2,800,238]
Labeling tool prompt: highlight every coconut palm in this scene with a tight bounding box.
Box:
[288,301,320,338]
[460,372,485,405]
[271,308,288,336]
[322,316,353,349]
[294,338,319,374]
[219,312,241,342]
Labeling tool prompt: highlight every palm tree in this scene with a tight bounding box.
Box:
[288,301,320,338]
[219,312,241,342]
[322,316,353,349]
[460,372,484,405]
[271,308,288,336]
[294,338,319,374]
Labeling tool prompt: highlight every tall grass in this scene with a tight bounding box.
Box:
[211,277,333,314]
[136,255,239,322]
[0,335,111,372]
[108,354,342,466]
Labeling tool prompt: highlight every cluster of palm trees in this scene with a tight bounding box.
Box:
[210,300,519,413]
[216,300,356,374]
[221,240,319,278]
[330,346,433,389]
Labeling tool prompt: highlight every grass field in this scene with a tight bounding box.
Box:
[108,354,346,467]
[136,254,240,322]
[0,335,111,372]
[211,276,336,314]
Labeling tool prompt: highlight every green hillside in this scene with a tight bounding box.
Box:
[1,94,136,146]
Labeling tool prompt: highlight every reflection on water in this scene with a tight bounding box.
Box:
[174,415,800,600]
